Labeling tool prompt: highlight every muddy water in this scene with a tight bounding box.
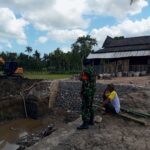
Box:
[0,118,56,150]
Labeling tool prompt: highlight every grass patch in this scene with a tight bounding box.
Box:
[24,72,74,80]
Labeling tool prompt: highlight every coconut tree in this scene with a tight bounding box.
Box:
[25,46,33,55]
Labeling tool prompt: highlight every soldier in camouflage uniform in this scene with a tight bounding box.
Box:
[77,60,96,130]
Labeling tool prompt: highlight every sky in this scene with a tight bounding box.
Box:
[0,0,150,55]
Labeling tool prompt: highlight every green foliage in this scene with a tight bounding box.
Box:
[24,72,73,80]
[71,35,97,68]
[25,46,33,54]
[0,35,97,74]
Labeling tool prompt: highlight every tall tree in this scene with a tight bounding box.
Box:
[71,35,97,68]
[33,50,40,60]
[33,50,41,71]
[6,52,17,61]
[53,48,64,72]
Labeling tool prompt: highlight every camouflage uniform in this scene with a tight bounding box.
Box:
[80,66,96,124]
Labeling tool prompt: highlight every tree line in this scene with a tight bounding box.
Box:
[0,35,97,73]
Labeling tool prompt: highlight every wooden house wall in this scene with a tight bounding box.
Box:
[93,56,150,74]
[129,56,149,72]
[97,59,129,74]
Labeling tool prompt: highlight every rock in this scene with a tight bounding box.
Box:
[94,115,102,123]
[10,127,17,131]
[17,124,56,149]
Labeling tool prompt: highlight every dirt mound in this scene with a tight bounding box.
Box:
[0,78,41,98]
[120,88,150,113]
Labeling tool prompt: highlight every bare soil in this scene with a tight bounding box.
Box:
[97,76,150,87]
[98,76,150,113]
[28,76,150,150]
[0,77,150,150]
[27,112,150,150]
[0,78,41,98]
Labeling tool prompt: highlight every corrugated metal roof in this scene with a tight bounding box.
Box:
[87,50,150,59]
[95,44,150,53]
[103,36,150,48]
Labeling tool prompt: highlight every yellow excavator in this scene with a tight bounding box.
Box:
[0,57,23,78]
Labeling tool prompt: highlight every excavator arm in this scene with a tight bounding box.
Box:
[0,57,5,64]
[0,57,23,78]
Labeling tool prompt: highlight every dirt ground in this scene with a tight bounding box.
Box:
[0,76,150,150]
[98,76,150,113]
[27,111,150,150]
[27,76,150,150]
[97,76,150,87]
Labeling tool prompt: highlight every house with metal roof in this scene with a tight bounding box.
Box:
[87,36,150,76]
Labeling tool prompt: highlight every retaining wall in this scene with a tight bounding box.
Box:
[56,81,139,111]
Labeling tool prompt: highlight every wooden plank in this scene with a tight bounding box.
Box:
[121,107,150,118]
[118,113,147,126]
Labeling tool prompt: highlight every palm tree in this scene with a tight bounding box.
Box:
[33,50,40,60]
[25,46,33,55]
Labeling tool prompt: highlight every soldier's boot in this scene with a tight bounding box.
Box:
[89,115,94,125]
[77,121,89,130]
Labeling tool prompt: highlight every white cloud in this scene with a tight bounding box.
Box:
[1,0,89,31]
[1,0,147,32]
[0,0,149,50]
[23,0,89,31]
[37,36,48,44]
[91,16,150,48]
[47,29,87,42]
[87,0,148,19]
[0,38,12,49]
[61,46,71,53]
[0,8,28,47]
[37,29,87,44]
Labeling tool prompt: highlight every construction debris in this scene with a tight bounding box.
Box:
[16,124,56,150]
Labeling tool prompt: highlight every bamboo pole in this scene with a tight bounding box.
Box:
[118,113,147,126]
[20,92,28,118]
[121,107,150,118]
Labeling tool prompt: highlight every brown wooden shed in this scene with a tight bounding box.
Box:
[87,36,150,76]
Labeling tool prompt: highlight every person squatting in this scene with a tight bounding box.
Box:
[102,84,120,114]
